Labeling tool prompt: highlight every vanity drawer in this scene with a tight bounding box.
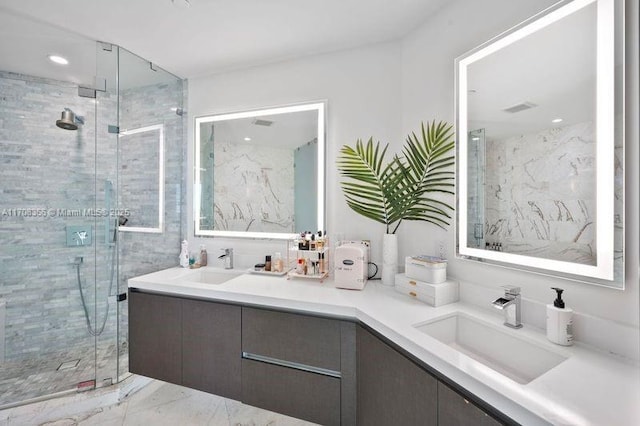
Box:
[242,307,341,371]
[242,358,341,426]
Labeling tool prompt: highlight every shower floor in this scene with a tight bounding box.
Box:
[0,342,127,408]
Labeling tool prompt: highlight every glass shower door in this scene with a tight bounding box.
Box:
[94,41,121,388]
[0,26,105,405]
[0,12,127,404]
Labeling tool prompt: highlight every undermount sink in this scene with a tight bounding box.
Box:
[414,312,568,384]
[176,267,243,285]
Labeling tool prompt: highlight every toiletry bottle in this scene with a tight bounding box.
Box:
[298,232,308,250]
[296,258,305,274]
[319,252,325,274]
[265,255,272,272]
[179,240,189,268]
[310,233,317,250]
[199,245,207,266]
[316,231,324,250]
[546,287,573,346]
[274,252,283,273]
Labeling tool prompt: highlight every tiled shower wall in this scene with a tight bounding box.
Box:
[0,70,118,361]
[117,79,184,350]
[0,71,184,366]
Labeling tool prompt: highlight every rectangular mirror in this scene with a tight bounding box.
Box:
[119,124,165,233]
[194,102,325,239]
[456,0,624,287]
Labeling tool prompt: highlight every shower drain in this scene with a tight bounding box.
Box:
[57,359,80,371]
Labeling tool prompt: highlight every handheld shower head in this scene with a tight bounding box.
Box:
[111,215,129,243]
[118,215,129,226]
[56,108,85,130]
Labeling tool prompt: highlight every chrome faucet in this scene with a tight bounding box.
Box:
[492,285,522,329]
[218,248,234,269]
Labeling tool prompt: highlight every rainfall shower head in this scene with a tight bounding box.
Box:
[56,108,85,130]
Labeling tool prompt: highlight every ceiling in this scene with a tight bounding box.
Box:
[0,0,450,80]
[467,1,597,140]
[208,109,318,150]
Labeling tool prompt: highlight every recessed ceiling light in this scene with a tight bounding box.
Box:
[471,137,480,141]
[552,118,563,123]
[244,137,251,141]
[48,55,68,65]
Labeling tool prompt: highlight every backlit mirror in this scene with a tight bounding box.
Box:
[456,0,624,287]
[194,102,325,239]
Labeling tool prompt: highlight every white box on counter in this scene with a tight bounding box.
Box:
[405,255,447,284]
[394,273,458,307]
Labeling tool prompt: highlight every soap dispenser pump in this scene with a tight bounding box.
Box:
[546,287,573,346]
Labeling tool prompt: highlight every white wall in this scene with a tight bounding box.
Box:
[187,42,402,268]
[187,0,639,355]
[400,0,639,332]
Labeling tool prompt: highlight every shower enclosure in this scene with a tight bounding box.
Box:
[0,11,184,407]
[467,128,486,249]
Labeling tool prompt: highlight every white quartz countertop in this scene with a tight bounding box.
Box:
[129,267,640,426]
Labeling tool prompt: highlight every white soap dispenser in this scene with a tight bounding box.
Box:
[546,287,573,346]
[179,240,190,268]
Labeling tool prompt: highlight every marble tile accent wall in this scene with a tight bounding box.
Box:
[484,121,597,264]
[212,140,295,233]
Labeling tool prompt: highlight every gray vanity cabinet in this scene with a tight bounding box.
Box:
[242,359,341,425]
[182,299,242,400]
[438,382,502,426]
[129,291,510,425]
[128,290,242,401]
[129,291,182,385]
[356,325,438,426]
[241,307,355,426]
[356,325,508,426]
[242,307,341,370]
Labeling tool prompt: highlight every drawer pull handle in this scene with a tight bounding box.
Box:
[409,291,417,297]
[242,352,341,378]
[409,280,417,286]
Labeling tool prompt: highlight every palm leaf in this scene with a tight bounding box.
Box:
[337,138,401,233]
[337,121,456,234]
[390,121,456,232]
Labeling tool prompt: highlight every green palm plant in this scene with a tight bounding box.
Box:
[337,121,455,234]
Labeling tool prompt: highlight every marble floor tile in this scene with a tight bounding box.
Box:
[224,398,317,426]
[0,375,320,426]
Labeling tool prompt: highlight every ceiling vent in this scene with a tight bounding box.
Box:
[252,118,274,126]
[503,102,537,113]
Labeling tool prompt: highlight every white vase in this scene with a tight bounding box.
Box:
[381,233,398,286]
